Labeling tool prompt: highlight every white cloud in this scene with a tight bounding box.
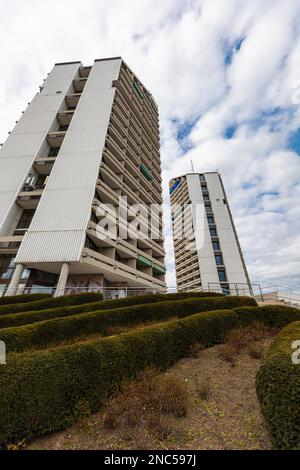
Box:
[0,0,300,289]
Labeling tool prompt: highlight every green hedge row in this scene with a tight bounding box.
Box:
[0,293,50,306]
[0,296,256,352]
[0,309,238,447]
[256,321,300,449]
[0,292,103,316]
[234,304,300,328]
[0,291,226,329]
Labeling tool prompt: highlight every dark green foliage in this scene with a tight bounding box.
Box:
[0,293,50,306]
[0,296,256,352]
[234,304,300,328]
[0,309,238,447]
[256,321,300,449]
[0,291,222,324]
[0,292,103,316]
[0,292,253,329]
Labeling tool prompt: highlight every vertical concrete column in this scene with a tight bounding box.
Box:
[54,263,70,297]
[5,263,24,296]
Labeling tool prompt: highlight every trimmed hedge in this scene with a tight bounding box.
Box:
[0,293,50,306]
[256,321,300,449]
[0,309,238,447]
[0,296,256,352]
[0,292,103,316]
[234,304,300,328]
[0,291,227,329]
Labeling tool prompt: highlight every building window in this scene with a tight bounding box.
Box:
[0,257,15,280]
[218,270,227,282]
[212,240,220,251]
[0,284,6,297]
[215,254,223,266]
[16,210,35,230]
[210,227,217,237]
[207,215,214,225]
[48,147,60,157]
[222,285,230,295]
[22,269,31,280]
[199,174,206,181]
[35,175,47,189]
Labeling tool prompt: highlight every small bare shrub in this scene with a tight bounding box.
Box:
[247,321,273,341]
[247,342,263,359]
[102,367,188,437]
[225,327,252,353]
[218,343,237,366]
[194,376,211,400]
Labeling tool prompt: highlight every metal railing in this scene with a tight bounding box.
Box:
[1,282,300,305]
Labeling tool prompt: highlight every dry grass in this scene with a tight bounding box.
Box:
[247,342,263,359]
[194,376,211,400]
[218,322,274,365]
[25,332,276,450]
[102,368,188,441]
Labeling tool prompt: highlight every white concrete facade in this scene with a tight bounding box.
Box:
[0,58,166,296]
[170,172,251,294]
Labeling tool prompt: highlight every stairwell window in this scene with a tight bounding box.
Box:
[212,240,220,251]
[218,270,227,282]
[215,254,223,266]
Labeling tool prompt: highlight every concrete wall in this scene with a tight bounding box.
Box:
[186,174,220,287]
[205,173,249,286]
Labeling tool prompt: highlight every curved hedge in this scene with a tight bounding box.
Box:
[234,304,300,328]
[0,292,103,316]
[0,296,256,352]
[0,291,225,328]
[256,321,300,449]
[0,293,50,306]
[0,309,238,447]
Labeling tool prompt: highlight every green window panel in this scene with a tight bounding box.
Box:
[140,163,153,181]
[132,81,144,100]
[137,255,152,268]
[152,263,166,274]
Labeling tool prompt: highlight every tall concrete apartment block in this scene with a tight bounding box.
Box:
[169,172,251,294]
[0,57,166,296]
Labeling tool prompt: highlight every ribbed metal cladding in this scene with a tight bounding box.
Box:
[16,231,85,263]
[0,193,22,236]
[0,62,81,234]
[16,58,122,264]
[27,188,95,232]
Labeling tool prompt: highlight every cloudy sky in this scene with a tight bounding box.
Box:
[1,0,300,289]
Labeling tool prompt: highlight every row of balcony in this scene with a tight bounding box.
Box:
[87,220,164,267]
[83,247,165,289]
[116,68,159,125]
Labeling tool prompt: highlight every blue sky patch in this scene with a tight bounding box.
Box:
[225,37,245,65]
[173,117,199,152]
[248,107,291,132]
[287,128,300,155]
[258,191,279,198]
[224,124,237,139]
